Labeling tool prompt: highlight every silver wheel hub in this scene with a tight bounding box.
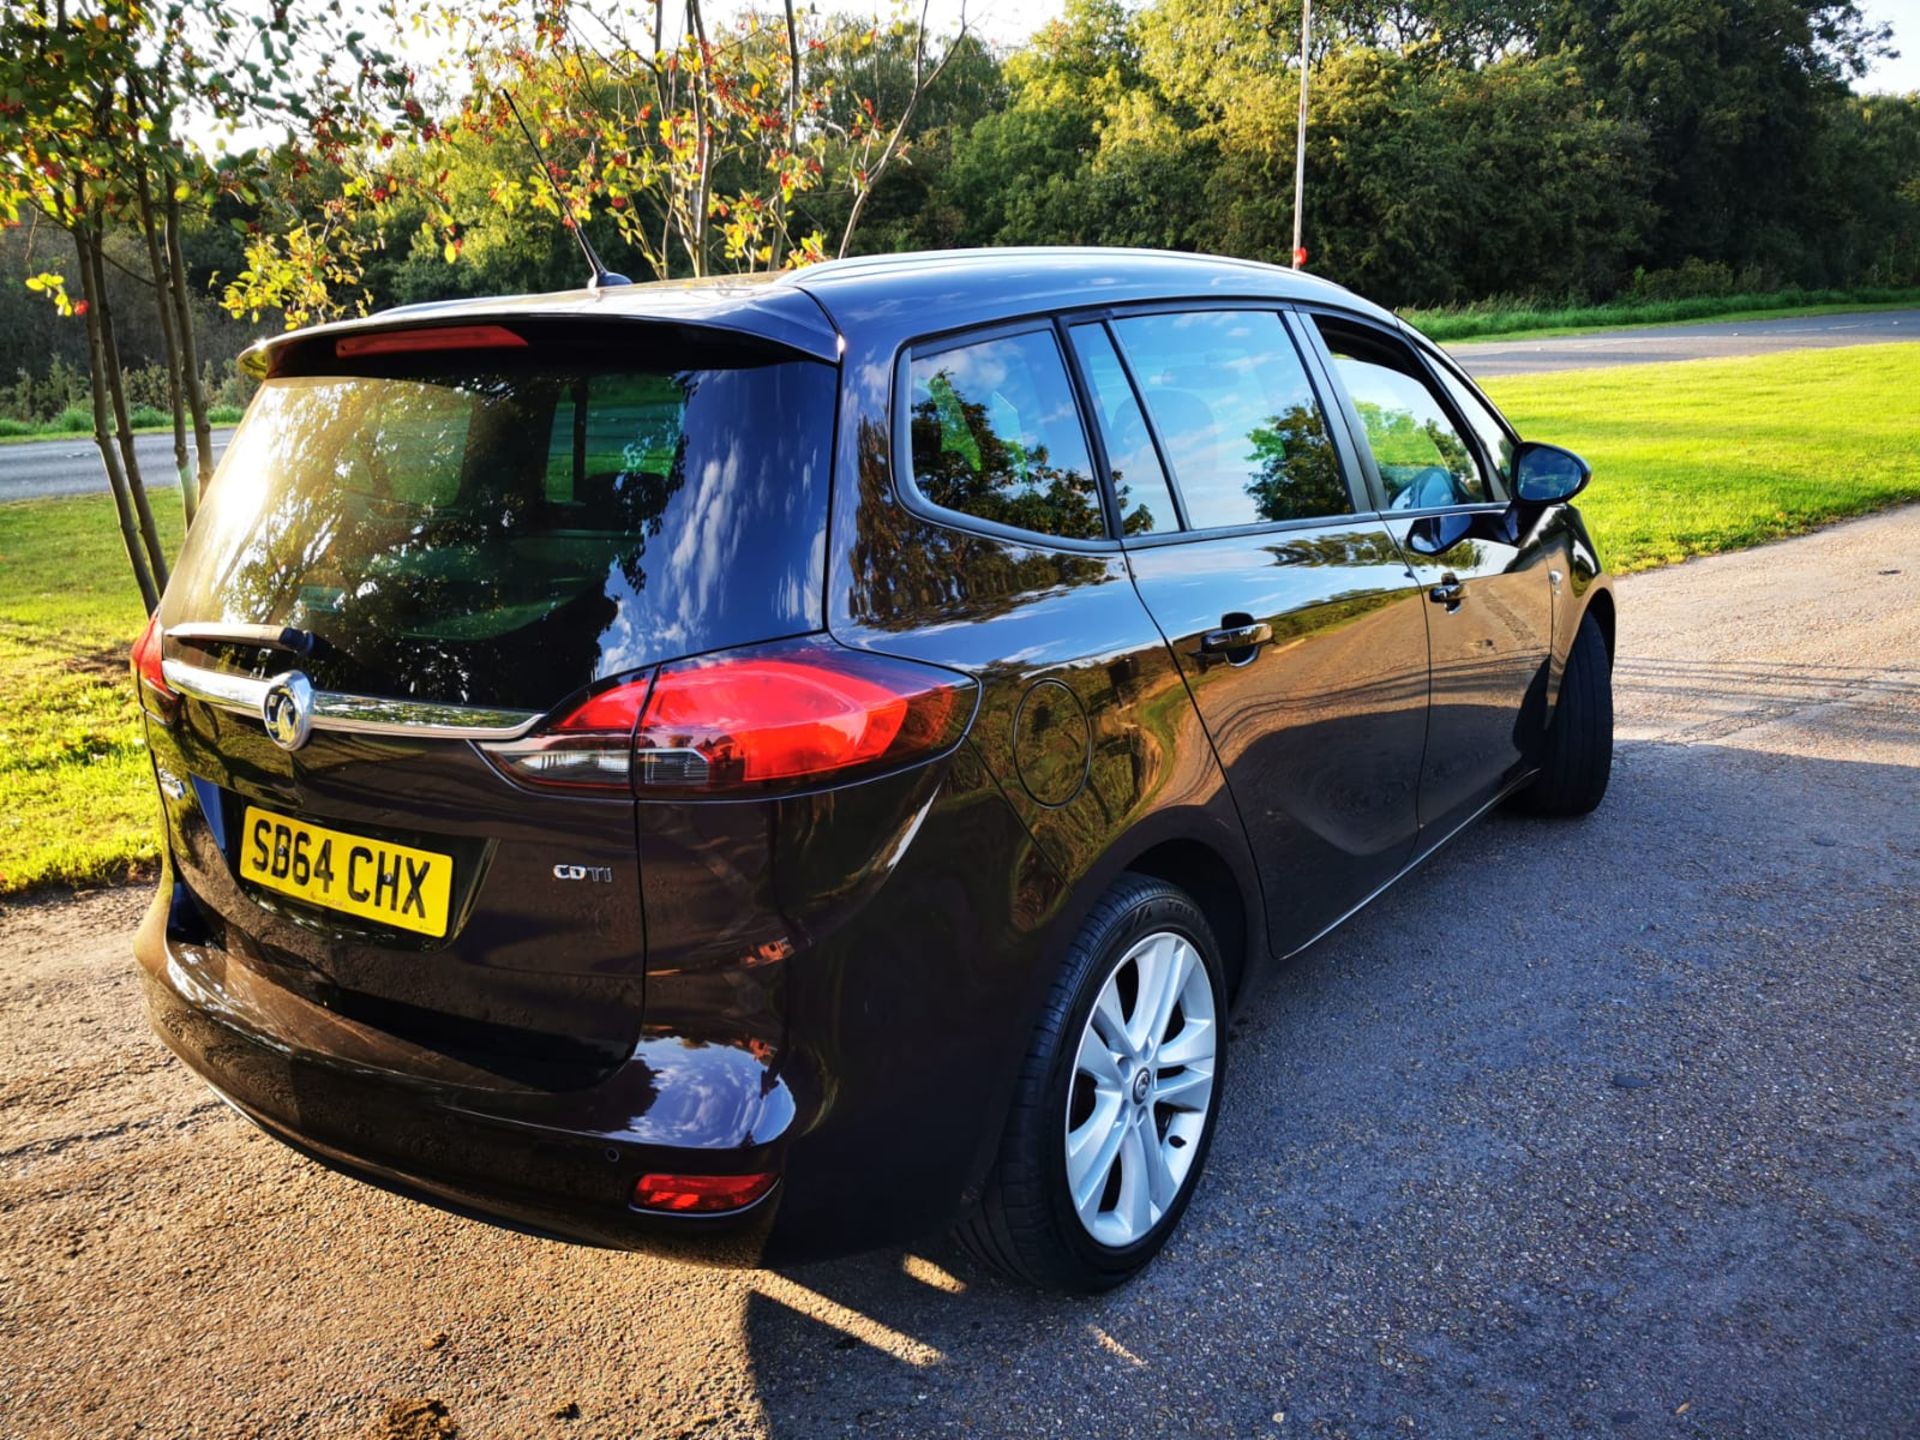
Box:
[1064,929,1218,1249]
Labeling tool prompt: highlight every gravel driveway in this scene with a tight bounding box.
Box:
[3,509,1916,1440]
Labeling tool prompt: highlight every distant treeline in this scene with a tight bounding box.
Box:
[5,0,1915,388]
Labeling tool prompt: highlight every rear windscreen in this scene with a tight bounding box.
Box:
[163,334,837,713]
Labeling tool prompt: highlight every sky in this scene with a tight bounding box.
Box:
[1859,0,1920,92]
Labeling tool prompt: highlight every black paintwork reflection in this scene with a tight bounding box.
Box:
[844,418,1115,627]
[1126,520,1430,948]
[1385,507,1560,837]
[146,711,651,1091]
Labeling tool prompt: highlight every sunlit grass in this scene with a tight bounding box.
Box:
[1483,343,1920,573]
[0,494,183,894]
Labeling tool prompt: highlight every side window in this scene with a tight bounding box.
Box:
[1431,358,1515,492]
[1314,318,1488,509]
[1068,323,1180,536]
[906,330,1105,541]
[1110,310,1350,530]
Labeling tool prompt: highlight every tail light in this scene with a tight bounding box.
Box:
[484,637,975,796]
[632,1171,778,1214]
[131,612,175,715]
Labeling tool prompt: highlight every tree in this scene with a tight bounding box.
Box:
[1,0,420,609]
[221,0,976,331]
[1535,0,1895,276]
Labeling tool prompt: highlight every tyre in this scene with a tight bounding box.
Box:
[1516,610,1613,816]
[957,874,1227,1292]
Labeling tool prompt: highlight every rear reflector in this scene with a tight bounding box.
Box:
[633,1171,778,1214]
[482,638,974,796]
[131,612,174,714]
[334,325,528,359]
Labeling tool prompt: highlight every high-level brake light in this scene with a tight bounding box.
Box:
[334,325,528,359]
[483,638,974,796]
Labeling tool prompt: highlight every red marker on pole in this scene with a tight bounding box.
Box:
[1293,246,1308,267]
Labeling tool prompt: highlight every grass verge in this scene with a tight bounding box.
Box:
[1406,287,1920,345]
[2,343,1917,896]
[0,496,184,894]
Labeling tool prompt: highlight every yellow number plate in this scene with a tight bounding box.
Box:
[239,806,453,938]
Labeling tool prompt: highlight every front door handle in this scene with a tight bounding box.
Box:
[1428,576,1465,609]
[1200,621,1273,655]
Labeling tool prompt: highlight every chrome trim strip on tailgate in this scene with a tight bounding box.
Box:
[160,658,542,741]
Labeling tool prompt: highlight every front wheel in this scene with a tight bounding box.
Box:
[1516,609,1613,816]
[956,874,1227,1292]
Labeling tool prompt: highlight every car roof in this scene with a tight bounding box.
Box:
[244,247,1399,372]
[787,246,1384,317]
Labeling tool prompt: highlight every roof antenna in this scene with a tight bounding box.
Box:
[503,89,631,290]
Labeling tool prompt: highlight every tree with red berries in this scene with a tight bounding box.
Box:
[0,0,419,608]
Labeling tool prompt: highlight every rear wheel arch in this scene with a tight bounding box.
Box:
[1120,837,1253,1003]
[1033,807,1265,1007]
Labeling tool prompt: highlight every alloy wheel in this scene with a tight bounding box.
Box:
[1063,929,1218,1248]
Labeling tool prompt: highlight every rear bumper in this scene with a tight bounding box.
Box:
[134,735,1067,1265]
[136,882,784,1263]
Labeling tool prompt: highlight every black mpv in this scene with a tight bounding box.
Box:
[133,248,1615,1292]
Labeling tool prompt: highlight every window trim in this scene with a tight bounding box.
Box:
[1088,301,1372,542]
[1297,305,1513,516]
[1409,334,1519,500]
[1060,317,1188,536]
[891,319,1121,552]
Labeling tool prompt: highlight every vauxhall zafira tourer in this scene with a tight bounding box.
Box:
[132,248,1614,1291]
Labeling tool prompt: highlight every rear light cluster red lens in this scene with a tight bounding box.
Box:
[131,612,175,715]
[632,1171,778,1214]
[483,637,975,796]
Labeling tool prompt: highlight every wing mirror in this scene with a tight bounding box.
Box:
[1512,443,1589,503]
[1512,441,1591,504]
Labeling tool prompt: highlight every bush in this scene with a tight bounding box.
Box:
[121,364,173,412]
[207,404,244,424]
[5,357,88,423]
[53,405,92,433]
[1624,259,1782,302]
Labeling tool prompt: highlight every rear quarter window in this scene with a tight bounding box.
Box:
[904,329,1107,542]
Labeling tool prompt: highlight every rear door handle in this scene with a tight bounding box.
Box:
[1200,621,1273,654]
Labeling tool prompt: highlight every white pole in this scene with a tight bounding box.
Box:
[1292,0,1311,269]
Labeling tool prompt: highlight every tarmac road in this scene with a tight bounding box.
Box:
[2,507,1917,1439]
[1446,307,1919,377]
[0,427,233,503]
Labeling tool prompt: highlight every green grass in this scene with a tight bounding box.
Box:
[0,495,185,894]
[0,406,243,445]
[1484,343,1920,572]
[1405,287,1920,345]
[1,343,1916,896]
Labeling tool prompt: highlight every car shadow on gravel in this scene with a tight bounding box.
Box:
[740,738,1919,1439]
